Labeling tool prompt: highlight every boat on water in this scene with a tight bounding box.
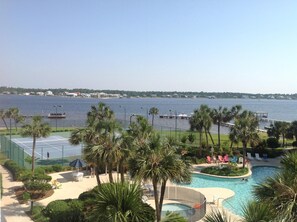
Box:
[48,113,66,119]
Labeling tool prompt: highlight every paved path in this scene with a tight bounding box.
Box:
[0,165,33,222]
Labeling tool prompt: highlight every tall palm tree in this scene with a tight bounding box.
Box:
[129,133,191,222]
[0,109,8,130]
[20,116,51,173]
[69,102,121,185]
[149,107,159,127]
[289,120,297,141]
[230,110,259,168]
[190,105,214,155]
[86,182,155,222]
[211,105,242,150]
[9,107,24,131]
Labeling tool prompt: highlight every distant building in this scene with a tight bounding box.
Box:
[45,91,54,96]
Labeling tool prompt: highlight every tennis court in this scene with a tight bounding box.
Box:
[11,135,83,160]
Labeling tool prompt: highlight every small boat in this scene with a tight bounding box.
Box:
[48,113,66,119]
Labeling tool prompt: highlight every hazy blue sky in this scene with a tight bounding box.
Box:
[1,1,296,93]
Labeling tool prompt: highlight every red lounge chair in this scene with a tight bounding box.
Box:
[218,155,224,163]
[223,154,229,163]
[206,156,212,163]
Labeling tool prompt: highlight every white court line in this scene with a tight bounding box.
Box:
[15,138,69,144]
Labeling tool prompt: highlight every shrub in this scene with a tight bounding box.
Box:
[266,137,280,148]
[188,133,195,143]
[180,135,187,143]
[31,206,49,222]
[22,191,31,202]
[43,199,84,222]
[292,141,297,147]
[78,190,96,201]
[4,160,27,181]
[52,165,63,172]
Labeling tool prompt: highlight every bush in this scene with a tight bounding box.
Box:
[292,141,297,147]
[4,160,27,181]
[43,199,84,222]
[52,165,63,172]
[201,165,249,176]
[78,190,96,201]
[31,206,49,222]
[266,137,280,148]
[22,191,31,202]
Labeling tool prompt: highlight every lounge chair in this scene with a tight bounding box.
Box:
[255,153,262,161]
[263,153,268,161]
[238,157,243,164]
[230,156,238,163]
[247,152,254,160]
[206,156,213,163]
[223,154,229,163]
[218,155,224,163]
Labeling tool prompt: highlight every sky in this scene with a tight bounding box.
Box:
[0,0,297,94]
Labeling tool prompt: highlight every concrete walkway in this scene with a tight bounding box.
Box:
[0,165,33,222]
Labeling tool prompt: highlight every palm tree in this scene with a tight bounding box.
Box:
[230,110,259,168]
[289,120,297,141]
[70,102,121,185]
[129,133,191,222]
[203,209,237,222]
[267,121,290,146]
[252,151,297,221]
[241,201,275,222]
[0,109,8,130]
[86,182,155,222]
[9,107,24,131]
[149,107,159,127]
[20,116,51,173]
[211,105,242,150]
[190,105,214,155]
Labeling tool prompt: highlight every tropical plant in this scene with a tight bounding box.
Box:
[211,105,241,150]
[128,133,191,222]
[8,107,24,131]
[86,182,155,222]
[241,200,275,222]
[0,109,8,130]
[161,212,188,222]
[289,120,297,141]
[149,107,159,127]
[203,209,237,222]
[70,102,122,185]
[20,116,51,173]
[229,110,259,168]
[190,105,214,155]
[267,121,290,147]
[252,151,297,221]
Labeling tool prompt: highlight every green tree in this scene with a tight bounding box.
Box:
[70,102,121,184]
[267,121,290,146]
[252,151,297,221]
[189,105,214,155]
[149,107,159,127]
[229,110,259,168]
[0,109,8,130]
[289,120,297,141]
[86,182,155,222]
[211,105,241,150]
[129,133,191,222]
[20,116,51,173]
[9,107,24,131]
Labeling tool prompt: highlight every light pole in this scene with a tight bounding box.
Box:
[53,105,62,131]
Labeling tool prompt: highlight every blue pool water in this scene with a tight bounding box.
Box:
[161,203,194,218]
[182,166,279,216]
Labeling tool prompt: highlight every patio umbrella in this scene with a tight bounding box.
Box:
[69,159,86,168]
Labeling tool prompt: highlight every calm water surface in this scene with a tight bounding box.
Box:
[1,95,297,130]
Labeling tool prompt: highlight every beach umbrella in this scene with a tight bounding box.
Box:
[69,159,86,168]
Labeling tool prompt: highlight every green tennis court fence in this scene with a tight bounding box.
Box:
[0,135,84,169]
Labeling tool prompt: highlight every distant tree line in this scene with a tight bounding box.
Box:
[1,86,297,99]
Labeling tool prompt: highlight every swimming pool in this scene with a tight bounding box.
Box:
[161,203,194,218]
[182,166,279,216]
